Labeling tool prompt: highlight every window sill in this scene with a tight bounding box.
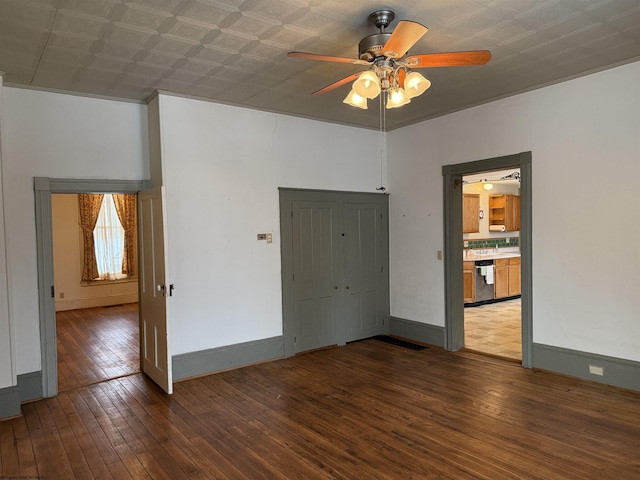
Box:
[81,277,138,287]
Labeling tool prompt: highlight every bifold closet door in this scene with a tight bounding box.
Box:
[343,202,387,342]
[291,200,342,353]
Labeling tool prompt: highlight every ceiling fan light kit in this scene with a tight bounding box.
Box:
[287,9,491,110]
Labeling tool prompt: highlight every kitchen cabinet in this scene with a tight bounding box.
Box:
[494,257,520,299]
[508,256,521,296]
[463,261,475,303]
[494,259,509,299]
[489,195,520,231]
[463,194,480,233]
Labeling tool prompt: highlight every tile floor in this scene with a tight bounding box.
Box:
[464,298,521,360]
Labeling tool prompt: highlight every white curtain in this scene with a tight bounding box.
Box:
[93,194,127,280]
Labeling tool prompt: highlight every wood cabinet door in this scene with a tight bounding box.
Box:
[463,195,480,233]
[494,264,509,299]
[508,260,521,296]
[506,195,521,231]
[463,269,475,303]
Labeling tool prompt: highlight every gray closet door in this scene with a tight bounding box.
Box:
[343,202,387,342]
[292,200,342,353]
[280,189,389,357]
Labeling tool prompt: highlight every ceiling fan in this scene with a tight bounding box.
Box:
[287,10,491,109]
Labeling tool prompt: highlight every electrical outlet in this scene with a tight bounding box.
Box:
[506,238,510,244]
[589,365,604,376]
[463,241,469,247]
[437,250,443,260]
[266,233,272,244]
[59,292,64,299]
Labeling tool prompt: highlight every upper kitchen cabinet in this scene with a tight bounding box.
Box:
[489,195,520,231]
[463,194,480,233]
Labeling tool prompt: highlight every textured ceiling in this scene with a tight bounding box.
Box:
[1,0,640,130]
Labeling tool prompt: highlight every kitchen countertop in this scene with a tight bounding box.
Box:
[464,250,521,261]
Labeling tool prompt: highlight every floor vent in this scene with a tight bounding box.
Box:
[372,336,428,351]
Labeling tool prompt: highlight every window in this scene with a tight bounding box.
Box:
[93,194,127,280]
[79,193,136,282]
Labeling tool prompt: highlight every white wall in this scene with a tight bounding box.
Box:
[2,88,148,375]
[0,77,16,389]
[51,194,138,311]
[156,95,383,356]
[388,60,640,362]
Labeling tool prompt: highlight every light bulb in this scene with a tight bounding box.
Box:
[386,87,410,109]
[404,71,431,99]
[353,71,381,99]
[343,89,368,109]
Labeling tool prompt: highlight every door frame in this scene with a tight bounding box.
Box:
[442,152,533,368]
[34,177,146,397]
[279,188,390,358]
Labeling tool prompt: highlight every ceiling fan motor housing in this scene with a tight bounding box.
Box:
[358,33,392,61]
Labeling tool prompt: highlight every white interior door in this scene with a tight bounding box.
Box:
[138,187,172,394]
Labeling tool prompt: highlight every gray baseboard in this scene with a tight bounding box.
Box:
[173,336,284,381]
[0,385,21,419]
[389,316,445,348]
[533,343,640,391]
[18,371,42,402]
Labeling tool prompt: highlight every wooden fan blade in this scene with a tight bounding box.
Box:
[312,72,362,95]
[405,50,492,68]
[287,51,370,65]
[382,20,428,59]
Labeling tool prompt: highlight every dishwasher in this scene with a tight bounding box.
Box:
[474,259,495,302]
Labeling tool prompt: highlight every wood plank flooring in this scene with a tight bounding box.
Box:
[465,298,521,360]
[57,303,140,392]
[3,339,640,479]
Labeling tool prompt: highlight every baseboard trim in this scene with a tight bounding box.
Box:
[533,343,640,391]
[55,294,138,312]
[0,385,21,419]
[388,316,445,348]
[172,336,284,381]
[18,371,42,402]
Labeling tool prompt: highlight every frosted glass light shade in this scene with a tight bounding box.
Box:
[483,182,494,190]
[404,71,431,99]
[353,71,381,99]
[386,87,410,109]
[343,89,368,109]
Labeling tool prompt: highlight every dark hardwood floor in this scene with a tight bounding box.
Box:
[57,303,140,392]
[3,339,640,479]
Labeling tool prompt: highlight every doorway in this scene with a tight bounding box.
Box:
[35,178,145,397]
[442,152,532,368]
[462,169,522,361]
[51,193,140,391]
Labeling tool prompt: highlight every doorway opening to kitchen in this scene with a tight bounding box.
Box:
[462,169,521,361]
[442,151,532,368]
